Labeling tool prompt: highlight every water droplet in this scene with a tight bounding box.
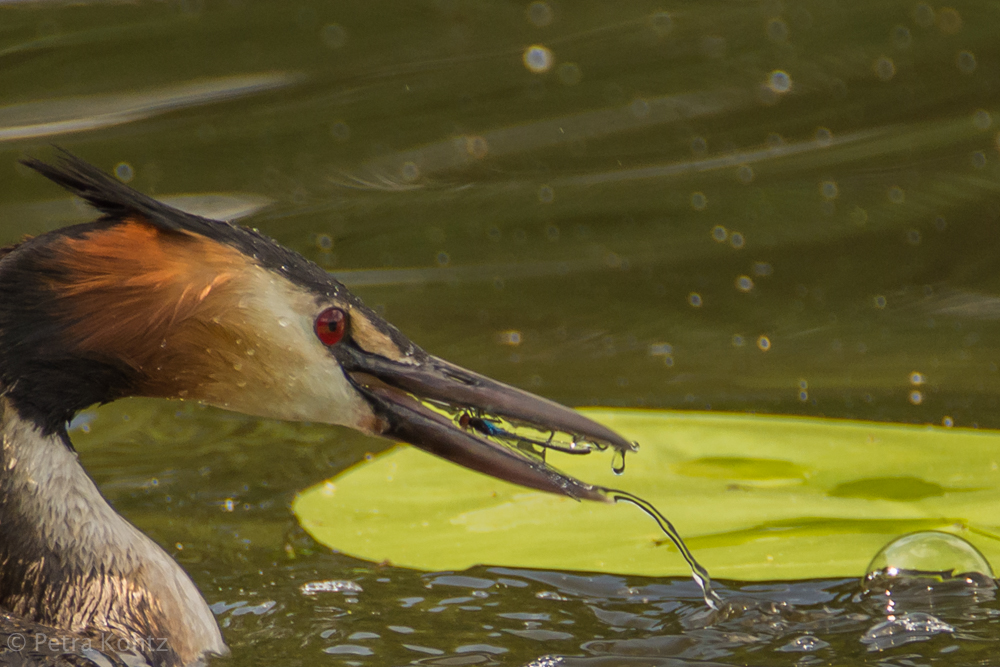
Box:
[465,135,488,159]
[401,162,420,183]
[557,62,581,85]
[611,450,626,475]
[630,98,650,118]
[711,225,727,242]
[874,56,896,81]
[115,162,134,183]
[766,17,788,42]
[937,7,962,34]
[891,25,912,48]
[957,50,976,74]
[526,1,554,27]
[690,192,707,210]
[767,69,792,93]
[321,23,347,49]
[757,335,771,351]
[498,331,522,346]
[912,2,935,27]
[330,121,350,142]
[973,109,992,130]
[650,11,673,35]
[523,45,554,73]
[278,317,290,327]
[316,234,334,251]
[688,292,703,308]
[735,275,754,292]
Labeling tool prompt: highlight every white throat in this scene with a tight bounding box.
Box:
[0,398,226,666]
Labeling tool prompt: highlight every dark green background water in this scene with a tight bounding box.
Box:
[2,0,1000,664]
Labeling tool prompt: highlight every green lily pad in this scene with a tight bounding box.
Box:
[293,410,1000,580]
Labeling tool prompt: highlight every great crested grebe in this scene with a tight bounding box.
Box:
[0,151,635,666]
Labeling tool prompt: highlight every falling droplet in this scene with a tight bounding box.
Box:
[611,450,626,475]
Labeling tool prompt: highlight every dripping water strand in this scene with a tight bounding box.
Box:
[607,489,722,610]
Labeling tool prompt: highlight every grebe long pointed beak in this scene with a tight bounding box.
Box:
[334,342,636,502]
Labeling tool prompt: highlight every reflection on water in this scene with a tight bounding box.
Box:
[5,0,1000,663]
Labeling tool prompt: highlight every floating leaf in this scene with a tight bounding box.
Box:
[293,410,1000,580]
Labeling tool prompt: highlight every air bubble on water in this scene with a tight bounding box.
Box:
[767,133,784,148]
[730,232,745,249]
[688,292,703,307]
[757,335,771,351]
[690,137,708,156]
[737,164,754,183]
[115,162,134,183]
[277,317,290,328]
[942,416,954,427]
[874,295,887,309]
[909,371,926,386]
[798,391,808,401]
[732,334,745,347]
[906,229,922,245]
[820,180,838,200]
[862,531,994,594]
[690,192,707,210]
[538,185,554,203]
[971,151,987,169]
[711,225,727,242]
[815,127,833,146]
[973,109,992,130]
[735,275,753,292]
[753,262,773,276]
[779,635,830,652]
[909,390,923,405]
[523,45,554,73]
[436,251,450,267]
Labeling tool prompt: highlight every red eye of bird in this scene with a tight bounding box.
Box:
[314,307,347,346]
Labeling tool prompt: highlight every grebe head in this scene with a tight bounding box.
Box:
[5,150,634,501]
